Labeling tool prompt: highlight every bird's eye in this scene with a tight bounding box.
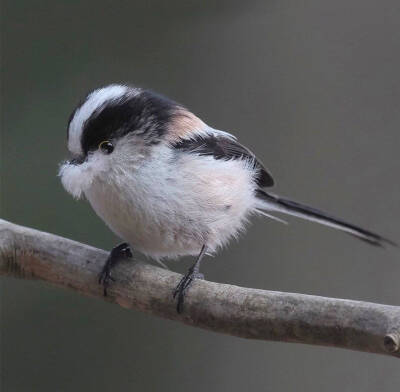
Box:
[98,141,114,154]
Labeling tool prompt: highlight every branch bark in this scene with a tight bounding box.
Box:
[0,218,399,358]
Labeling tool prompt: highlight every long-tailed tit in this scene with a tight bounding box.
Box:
[59,84,395,312]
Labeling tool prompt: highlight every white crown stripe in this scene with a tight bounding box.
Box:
[68,85,130,155]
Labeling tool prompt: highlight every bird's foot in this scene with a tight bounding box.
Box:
[173,267,204,314]
[99,243,132,296]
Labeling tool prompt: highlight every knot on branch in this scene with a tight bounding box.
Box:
[384,332,400,353]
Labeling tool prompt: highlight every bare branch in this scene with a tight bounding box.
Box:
[1,218,399,358]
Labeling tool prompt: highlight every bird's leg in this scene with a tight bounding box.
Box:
[98,242,132,296]
[173,244,207,313]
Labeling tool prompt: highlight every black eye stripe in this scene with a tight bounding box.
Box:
[78,89,178,155]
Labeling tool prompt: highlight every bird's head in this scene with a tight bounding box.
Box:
[59,84,202,198]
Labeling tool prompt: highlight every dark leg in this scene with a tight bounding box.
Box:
[173,245,207,313]
[98,242,132,296]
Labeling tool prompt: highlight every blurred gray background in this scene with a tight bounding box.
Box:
[1,0,400,391]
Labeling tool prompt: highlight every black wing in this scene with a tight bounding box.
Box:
[172,134,274,187]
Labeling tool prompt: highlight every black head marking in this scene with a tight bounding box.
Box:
[71,87,180,155]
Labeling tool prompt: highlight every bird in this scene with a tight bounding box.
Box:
[59,84,395,313]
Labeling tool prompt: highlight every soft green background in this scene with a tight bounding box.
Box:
[1,1,400,391]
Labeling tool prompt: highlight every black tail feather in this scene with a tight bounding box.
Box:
[256,190,396,248]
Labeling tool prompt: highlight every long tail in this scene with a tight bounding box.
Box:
[256,190,396,247]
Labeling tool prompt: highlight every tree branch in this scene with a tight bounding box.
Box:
[0,218,399,358]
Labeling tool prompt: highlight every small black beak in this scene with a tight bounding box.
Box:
[69,155,86,165]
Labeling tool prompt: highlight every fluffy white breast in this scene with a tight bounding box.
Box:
[82,143,258,259]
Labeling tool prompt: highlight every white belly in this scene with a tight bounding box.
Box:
[84,150,257,259]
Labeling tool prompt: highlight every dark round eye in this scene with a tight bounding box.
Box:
[98,140,114,154]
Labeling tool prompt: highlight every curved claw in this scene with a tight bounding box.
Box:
[98,266,116,296]
[173,269,204,313]
[98,243,132,296]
